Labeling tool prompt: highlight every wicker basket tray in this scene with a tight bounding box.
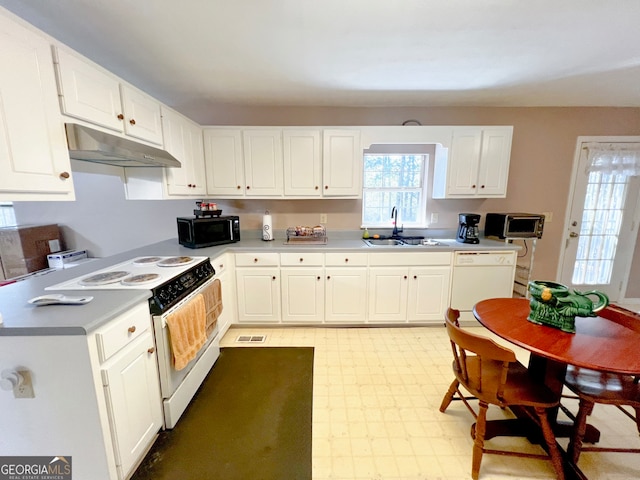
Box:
[285,226,327,244]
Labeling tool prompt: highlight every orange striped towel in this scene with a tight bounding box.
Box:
[202,278,223,337]
[165,293,206,370]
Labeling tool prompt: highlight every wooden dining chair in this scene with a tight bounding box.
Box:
[564,365,640,463]
[439,308,566,480]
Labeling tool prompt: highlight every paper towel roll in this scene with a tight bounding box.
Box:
[262,212,273,241]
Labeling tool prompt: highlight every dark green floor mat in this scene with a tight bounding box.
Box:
[131,346,314,480]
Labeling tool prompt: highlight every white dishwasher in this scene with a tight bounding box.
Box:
[450,250,517,321]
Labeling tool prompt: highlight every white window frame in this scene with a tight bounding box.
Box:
[361,153,429,228]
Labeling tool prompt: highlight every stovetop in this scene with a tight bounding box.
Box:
[46,256,210,291]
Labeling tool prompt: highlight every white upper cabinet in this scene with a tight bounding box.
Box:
[0,11,74,201]
[432,126,513,198]
[322,129,362,197]
[161,106,206,196]
[242,129,283,196]
[119,85,163,145]
[283,129,322,197]
[54,47,163,146]
[204,127,362,199]
[204,128,245,196]
[124,107,206,200]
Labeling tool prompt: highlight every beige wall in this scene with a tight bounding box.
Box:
[187,105,640,284]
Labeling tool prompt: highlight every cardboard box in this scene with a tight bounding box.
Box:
[0,224,63,279]
[47,249,88,269]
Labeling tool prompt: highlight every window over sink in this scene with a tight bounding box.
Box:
[361,148,429,228]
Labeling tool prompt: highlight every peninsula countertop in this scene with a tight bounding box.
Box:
[0,232,519,336]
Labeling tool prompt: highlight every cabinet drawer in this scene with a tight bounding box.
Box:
[368,252,452,266]
[280,252,324,266]
[325,252,368,266]
[235,252,280,266]
[96,303,151,362]
[211,254,231,274]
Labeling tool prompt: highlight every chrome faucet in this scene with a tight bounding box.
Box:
[391,206,403,237]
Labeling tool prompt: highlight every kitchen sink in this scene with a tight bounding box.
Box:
[363,236,451,247]
[363,238,406,246]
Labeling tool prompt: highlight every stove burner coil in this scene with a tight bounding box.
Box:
[80,271,131,286]
[158,256,194,267]
[121,273,161,285]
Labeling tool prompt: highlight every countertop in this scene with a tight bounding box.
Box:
[0,232,519,336]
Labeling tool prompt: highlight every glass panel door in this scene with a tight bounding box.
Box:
[560,141,640,300]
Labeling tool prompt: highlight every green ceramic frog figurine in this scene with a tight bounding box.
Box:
[527,280,609,333]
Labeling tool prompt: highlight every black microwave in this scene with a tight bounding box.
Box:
[484,213,545,239]
[177,216,240,248]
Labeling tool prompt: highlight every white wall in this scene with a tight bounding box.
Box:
[13,160,195,257]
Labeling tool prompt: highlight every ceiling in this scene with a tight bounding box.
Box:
[2,0,640,115]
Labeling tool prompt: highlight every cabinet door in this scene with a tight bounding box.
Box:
[476,127,512,197]
[0,18,74,200]
[213,263,236,335]
[120,85,163,145]
[407,266,451,323]
[54,48,123,133]
[204,128,245,196]
[281,267,324,322]
[182,119,207,195]
[325,267,368,323]
[283,129,321,197]
[236,268,281,322]
[242,129,283,196]
[367,267,409,322]
[163,108,206,196]
[446,129,482,196]
[101,331,162,479]
[322,129,362,197]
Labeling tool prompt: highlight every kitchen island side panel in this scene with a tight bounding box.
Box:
[0,335,115,480]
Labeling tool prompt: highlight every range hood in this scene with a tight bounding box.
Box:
[65,123,181,168]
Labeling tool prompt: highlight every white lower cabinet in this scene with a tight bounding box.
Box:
[407,266,452,322]
[95,303,163,480]
[233,250,454,325]
[101,331,163,479]
[211,253,236,335]
[235,253,281,323]
[280,252,324,323]
[281,267,324,322]
[368,252,452,324]
[325,252,368,323]
[280,252,368,324]
[368,267,409,322]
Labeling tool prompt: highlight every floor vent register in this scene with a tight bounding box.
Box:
[235,334,267,343]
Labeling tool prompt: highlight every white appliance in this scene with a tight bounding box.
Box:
[47,255,221,428]
[450,251,517,321]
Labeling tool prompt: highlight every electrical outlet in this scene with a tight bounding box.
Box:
[15,370,34,398]
[430,213,439,224]
[542,211,553,223]
[320,213,327,224]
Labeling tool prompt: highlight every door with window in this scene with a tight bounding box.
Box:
[559,138,640,301]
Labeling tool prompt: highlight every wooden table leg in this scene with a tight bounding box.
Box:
[527,354,601,443]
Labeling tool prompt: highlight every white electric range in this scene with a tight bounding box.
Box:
[47,255,221,429]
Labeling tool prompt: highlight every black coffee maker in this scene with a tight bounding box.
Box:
[457,213,481,244]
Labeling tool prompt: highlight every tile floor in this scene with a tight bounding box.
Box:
[220,325,640,480]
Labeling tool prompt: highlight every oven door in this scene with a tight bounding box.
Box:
[152,276,220,428]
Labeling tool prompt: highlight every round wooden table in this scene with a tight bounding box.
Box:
[474,298,640,480]
[474,298,640,375]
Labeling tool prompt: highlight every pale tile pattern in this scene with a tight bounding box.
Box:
[220,326,640,480]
